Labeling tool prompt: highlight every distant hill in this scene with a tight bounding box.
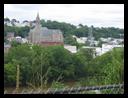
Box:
[4,18,124,40]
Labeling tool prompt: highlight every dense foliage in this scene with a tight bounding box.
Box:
[4,25,30,38]
[40,20,123,39]
[83,47,124,86]
[4,44,124,87]
[4,18,124,41]
[4,44,89,86]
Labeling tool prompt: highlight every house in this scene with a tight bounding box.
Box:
[22,38,28,43]
[80,37,88,42]
[6,32,14,41]
[76,38,85,44]
[81,43,124,57]
[15,36,22,43]
[64,45,77,53]
[72,35,87,44]
[101,44,124,55]
[14,36,28,43]
[4,43,11,53]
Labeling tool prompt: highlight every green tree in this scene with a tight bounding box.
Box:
[64,35,77,45]
[87,47,124,85]
[4,63,16,86]
[4,17,10,22]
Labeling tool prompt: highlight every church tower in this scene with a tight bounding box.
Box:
[36,12,40,25]
[32,13,42,44]
[87,25,95,46]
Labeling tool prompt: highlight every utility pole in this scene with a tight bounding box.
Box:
[41,53,43,90]
[16,64,20,93]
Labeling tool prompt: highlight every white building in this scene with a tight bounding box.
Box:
[111,38,124,44]
[22,38,28,43]
[76,38,85,43]
[101,44,124,55]
[15,36,22,43]
[100,37,112,42]
[95,47,102,56]
[64,45,77,53]
[100,37,124,45]
[14,36,28,43]
[80,37,88,42]
[72,35,87,44]
[4,43,11,53]
[72,35,77,38]
[81,43,124,57]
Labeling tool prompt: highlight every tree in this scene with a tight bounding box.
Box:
[11,40,21,47]
[4,18,124,40]
[5,44,34,85]
[4,63,16,86]
[87,47,124,85]
[4,43,124,87]
[4,25,30,38]
[64,35,77,45]
[4,18,10,22]
[18,26,30,37]
[78,24,84,28]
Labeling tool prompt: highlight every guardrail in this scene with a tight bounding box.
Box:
[4,84,124,94]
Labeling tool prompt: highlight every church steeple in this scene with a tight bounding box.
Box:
[36,12,40,25]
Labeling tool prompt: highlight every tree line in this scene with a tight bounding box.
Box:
[4,18,124,40]
[4,44,124,87]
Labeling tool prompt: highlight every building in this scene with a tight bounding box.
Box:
[82,43,124,57]
[28,13,64,46]
[81,37,88,42]
[72,35,87,44]
[13,36,28,43]
[76,38,85,44]
[22,38,28,43]
[4,43,11,53]
[101,44,124,54]
[64,45,77,53]
[6,32,14,41]
[15,36,22,43]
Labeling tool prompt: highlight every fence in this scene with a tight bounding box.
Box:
[4,84,124,94]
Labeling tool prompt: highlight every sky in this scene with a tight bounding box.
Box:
[4,4,124,28]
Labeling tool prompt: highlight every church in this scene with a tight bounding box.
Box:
[28,13,64,46]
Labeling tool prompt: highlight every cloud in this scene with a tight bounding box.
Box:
[4,4,124,28]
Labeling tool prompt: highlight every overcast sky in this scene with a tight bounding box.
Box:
[4,4,124,28]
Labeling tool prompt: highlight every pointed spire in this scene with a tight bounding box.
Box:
[89,25,93,37]
[36,12,40,25]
